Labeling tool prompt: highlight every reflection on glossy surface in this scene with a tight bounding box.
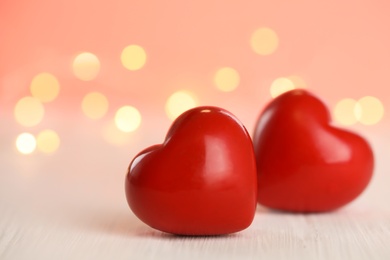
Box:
[203,136,232,183]
[253,90,374,212]
[313,127,351,164]
[125,106,257,235]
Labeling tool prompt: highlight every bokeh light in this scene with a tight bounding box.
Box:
[30,73,60,103]
[250,27,279,55]
[356,96,384,125]
[270,77,295,98]
[115,106,142,132]
[214,67,240,92]
[36,130,60,154]
[16,133,36,154]
[72,52,100,81]
[81,92,109,119]
[14,97,45,127]
[165,91,198,121]
[102,120,131,146]
[288,75,307,89]
[334,98,359,125]
[121,45,147,71]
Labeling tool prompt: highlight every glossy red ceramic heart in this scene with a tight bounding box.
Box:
[125,106,257,235]
[253,90,374,212]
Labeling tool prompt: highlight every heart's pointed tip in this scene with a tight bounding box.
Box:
[257,202,345,214]
[152,224,250,237]
[161,231,242,238]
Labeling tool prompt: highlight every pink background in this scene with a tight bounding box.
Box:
[0,0,388,151]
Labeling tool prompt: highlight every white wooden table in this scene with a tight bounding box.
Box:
[1,123,389,260]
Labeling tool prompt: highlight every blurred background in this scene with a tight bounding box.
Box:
[0,0,389,231]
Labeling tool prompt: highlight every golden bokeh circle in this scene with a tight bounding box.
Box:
[214,67,240,92]
[30,73,60,103]
[36,130,60,154]
[81,92,109,119]
[115,106,142,132]
[72,52,101,81]
[121,45,147,71]
[356,96,384,125]
[250,27,279,55]
[165,91,198,121]
[16,133,37,154]
[14,97,45,127]
[334,98,359,126]
[270,78,295,98]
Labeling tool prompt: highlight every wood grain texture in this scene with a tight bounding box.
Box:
[0,132,389,259]
[1,205,390,260]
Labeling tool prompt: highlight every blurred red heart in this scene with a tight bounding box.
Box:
[253,90,374,212]
[125,106,257,235]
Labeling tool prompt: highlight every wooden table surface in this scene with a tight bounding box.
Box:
[1,127,389,260]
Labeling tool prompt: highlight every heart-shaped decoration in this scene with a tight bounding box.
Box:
[253,90,374,212]
[125,106,257,235]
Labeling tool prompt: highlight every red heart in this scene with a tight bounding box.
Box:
[125,106,257,235]
[253,90,374,212]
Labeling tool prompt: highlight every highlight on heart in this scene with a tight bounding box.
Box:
[125,106,257,236]
[253,89,374,213]
[125,89,375,235]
